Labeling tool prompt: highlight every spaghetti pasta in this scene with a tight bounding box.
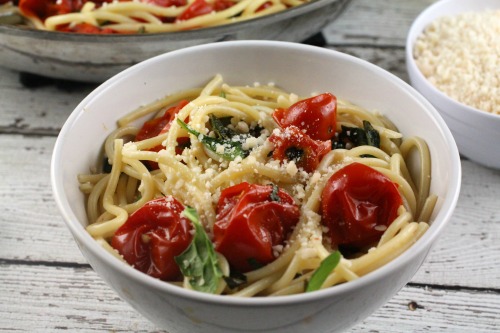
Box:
[78,74,436,296]
[12,0,311,34]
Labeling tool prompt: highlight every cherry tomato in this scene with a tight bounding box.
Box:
[268,125,331,173]
[58,22,116,34]
[135,100,190,169]
[214,182,300,272]
[321,162,403,249]
[273,93,337,141]
[111,197,193,281]
[144,0,187,7]
[213,0,235,11]
[19,0,111,20]
[176,0,212,21]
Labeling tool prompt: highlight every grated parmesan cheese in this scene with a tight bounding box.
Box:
[413,10,500,114]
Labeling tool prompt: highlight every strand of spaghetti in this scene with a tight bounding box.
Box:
[101,1,187,16]
[209,155,296,190]
[118,88,201,127]
[349,222,421,276]
[119,156,156,213]
[95,237,126,262]
[224,94,279,109]
[231,271,284,297]
[320,222,421,289]
[86,174,110,224]
[107,0,255,32]
[245,240,300,283]
[345,146,391,161]
[224,84,291,101]
[266,252,322,294]
[373,167,417,218]
[400,136,432,215]
[390,153,418,195]
[104,126,139,165]
[417,194,438,222]
[377,210,412,247]
[87,140,128,238]
[337,102,385,127]
[268,280,306,296]
[242,0,283,16]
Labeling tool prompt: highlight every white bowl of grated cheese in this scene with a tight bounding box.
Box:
[406,0,500,169]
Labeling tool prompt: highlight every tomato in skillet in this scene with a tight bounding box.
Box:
[135,100,190,169]
[321,162,403,249]
[18,0,111,21]
[273,93,337,141]
[111,197,193,281]
[214,182,300,272]
[269,125,331,173]
[176,0,235,21]
[144,0,187,7]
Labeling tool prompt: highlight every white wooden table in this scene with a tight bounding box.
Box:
[1,0,499,331]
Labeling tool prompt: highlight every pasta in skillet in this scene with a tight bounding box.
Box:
[11,0,310,34]
[78,74,436,296]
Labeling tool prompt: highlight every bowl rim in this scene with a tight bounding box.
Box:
[0,0,347,42]
[405,0,500,120]
[51,40,461,307]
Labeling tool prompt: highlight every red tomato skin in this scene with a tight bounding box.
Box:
[273,93,337,141]
[19,0,111,21]
[135,100,189,169]
[111,197,193,281]
[268,125,331,173]
[176,0,212,21]
[214,182,300,272]
[321,162,403,249]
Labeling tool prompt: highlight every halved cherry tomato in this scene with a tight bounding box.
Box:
[269,125,331,173]
[214,182,300,272]
[57,22,116,34]
[176,0,234,21]
[176,0,212,21]
[111,197,193,281]
[18,0,111,21]
[273,93,337,141]
[144,0,187,7]
[135,100,190,169]
[321,162,403,249]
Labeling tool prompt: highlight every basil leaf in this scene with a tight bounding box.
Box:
[223,271,247,289]
[305,251,341,292]
[209,114,236,140]
[175,207,222,294]
[177,118,248,161]
[363,120,380,148]
[269,184,281,202]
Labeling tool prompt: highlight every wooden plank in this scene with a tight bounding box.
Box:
[0,264,498,332]
[324,0,436,45]
[1,134,499,288]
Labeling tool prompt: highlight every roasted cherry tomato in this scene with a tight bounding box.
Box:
[273,93,337,141]
[214,182,300,272]
[176,0,234,21]
[57,22,116,34]
[144,0,187,7]
[111,197,193,281]
[321,162,403,249]
[19,0,111,21]
[135,100,190,169]
[269,125,331,173]
[176,0,212,20]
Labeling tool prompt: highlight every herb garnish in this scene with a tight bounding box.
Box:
[332,120,380,154]
[174,207,222,294]
[177,118,249,161]
[305,251,341,292]
[269,184,281,202]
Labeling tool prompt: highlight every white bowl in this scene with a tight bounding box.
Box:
[406,0,500,169]
[51,41,461,333]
